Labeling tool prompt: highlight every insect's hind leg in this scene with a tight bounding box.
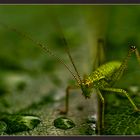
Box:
[92,38,106,133]
[135,47,140,65]
[59,85,79,114]
[109,46,140,86]
[101,87,140,111]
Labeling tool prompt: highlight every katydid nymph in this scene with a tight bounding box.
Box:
[1,22,140,134]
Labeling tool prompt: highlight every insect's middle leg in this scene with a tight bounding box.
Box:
[101,87,140,111]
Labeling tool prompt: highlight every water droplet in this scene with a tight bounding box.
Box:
[85,115,97,135]
[54,117,75,130]
[87,115,97,123]
[90,123,96,131]
[1,114,41,134]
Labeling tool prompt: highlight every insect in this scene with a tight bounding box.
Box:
[1,22,140,134]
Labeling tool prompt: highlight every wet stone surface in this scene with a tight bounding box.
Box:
[0,73,98,135]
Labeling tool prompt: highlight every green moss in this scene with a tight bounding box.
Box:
[103,93,140,135]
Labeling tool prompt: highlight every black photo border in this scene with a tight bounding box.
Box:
[0,0,139,4]
[0,0,140,140]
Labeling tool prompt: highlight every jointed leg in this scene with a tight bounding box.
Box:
[93,39,106,133]
[97,90,105,133]
[101,87,140,111]
[109,46,140,86]
[60,85,79,114]
[135,47,140,65]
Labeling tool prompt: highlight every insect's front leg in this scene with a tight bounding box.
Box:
[101,87,140,112]
[59,85,79,114]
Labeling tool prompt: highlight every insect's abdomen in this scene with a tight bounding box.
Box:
[89,61,121,81]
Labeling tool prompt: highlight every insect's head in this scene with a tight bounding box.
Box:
[130,46,136,52]
[80,81,92,99]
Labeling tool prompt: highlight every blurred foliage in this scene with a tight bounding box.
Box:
[0,5,140,135]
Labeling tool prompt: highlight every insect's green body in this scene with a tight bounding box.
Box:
[81,61,121,98]
[79,47,140,132]
[1,22,140,134]
[87,61,121,86]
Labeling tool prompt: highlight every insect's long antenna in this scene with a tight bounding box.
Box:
[62,36,83,84]
[51,16,83,84]
[0,22,80,85]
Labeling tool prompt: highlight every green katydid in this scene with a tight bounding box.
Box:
[1,22,140,134]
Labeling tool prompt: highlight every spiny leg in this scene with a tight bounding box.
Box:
[135,47,140,65]
[109,46,140,86]
[101,87,140,111]
[96,90,105,134]
[59,85,79,114]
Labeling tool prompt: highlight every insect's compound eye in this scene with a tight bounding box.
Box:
[85,83,89,88]
[130,45,136,51]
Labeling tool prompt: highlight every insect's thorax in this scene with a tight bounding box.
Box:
[80,61,121,98]
[83,61,121,89]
